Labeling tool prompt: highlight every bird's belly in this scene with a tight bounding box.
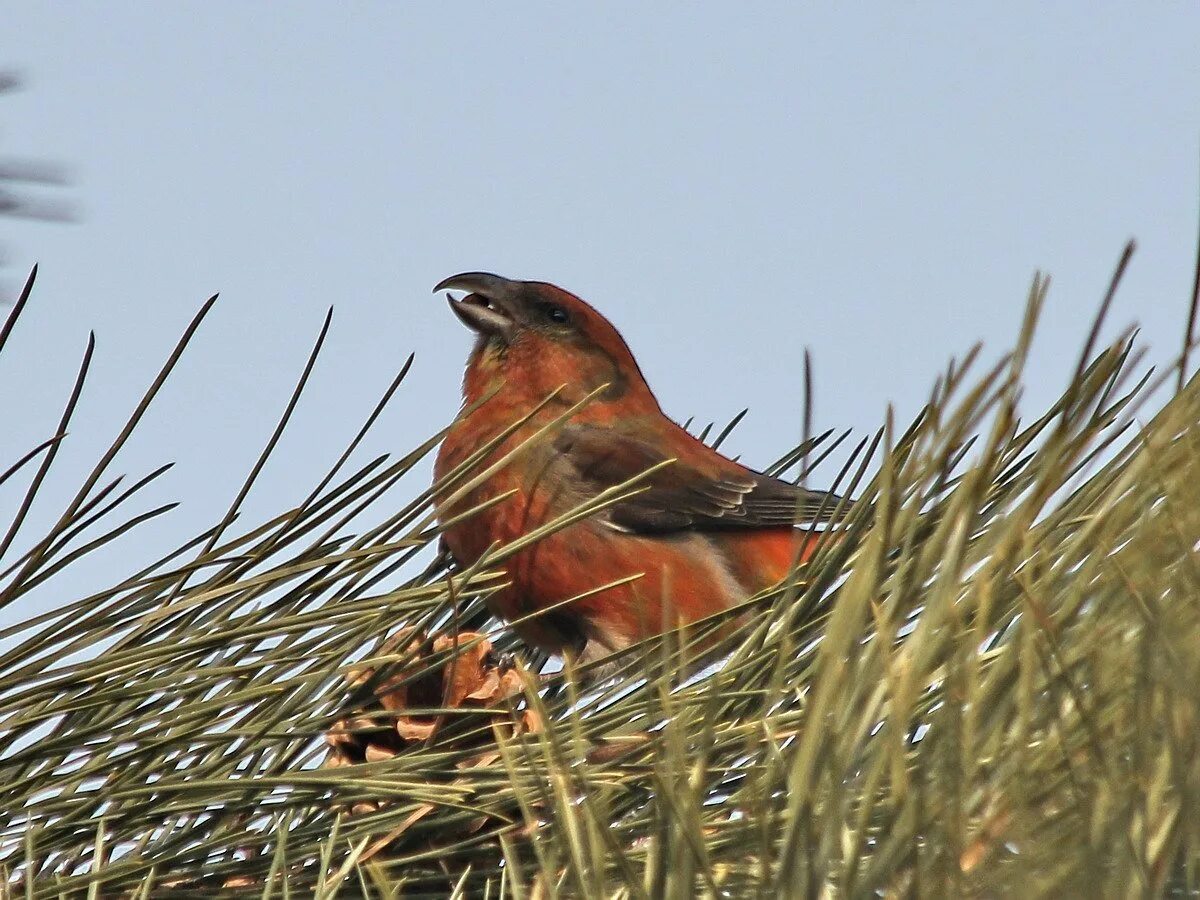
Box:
[438,481,819,660]
[494,519,746,655]
[709,528,821,592]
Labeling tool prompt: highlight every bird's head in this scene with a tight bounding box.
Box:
[435,272,660,414]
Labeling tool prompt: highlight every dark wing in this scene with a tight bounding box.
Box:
[554,424,839,534]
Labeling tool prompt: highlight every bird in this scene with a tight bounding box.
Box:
[432,272,839,669]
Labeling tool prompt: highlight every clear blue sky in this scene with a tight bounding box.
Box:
[2,5,1198,622]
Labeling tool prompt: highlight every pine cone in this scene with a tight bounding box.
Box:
[323,629,540,819]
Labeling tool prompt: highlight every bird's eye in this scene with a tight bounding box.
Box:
[542,304,570,325]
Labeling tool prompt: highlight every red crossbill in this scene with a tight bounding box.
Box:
[433,272,837,667]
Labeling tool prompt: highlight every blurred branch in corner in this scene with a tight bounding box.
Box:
[1,70,77,302]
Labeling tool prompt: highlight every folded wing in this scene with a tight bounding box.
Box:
[555,423,839,534]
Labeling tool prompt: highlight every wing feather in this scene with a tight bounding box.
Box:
[555,424,838,534]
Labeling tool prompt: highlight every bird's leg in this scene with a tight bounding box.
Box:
[524,610,589,700]
[435,537,457,571]
[513,609,588,661]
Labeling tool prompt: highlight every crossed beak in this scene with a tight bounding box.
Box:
[434,272,520,341]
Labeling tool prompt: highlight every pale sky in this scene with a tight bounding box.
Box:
[2,5,1198,624]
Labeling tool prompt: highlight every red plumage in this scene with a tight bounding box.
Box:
[433,273,833,667]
